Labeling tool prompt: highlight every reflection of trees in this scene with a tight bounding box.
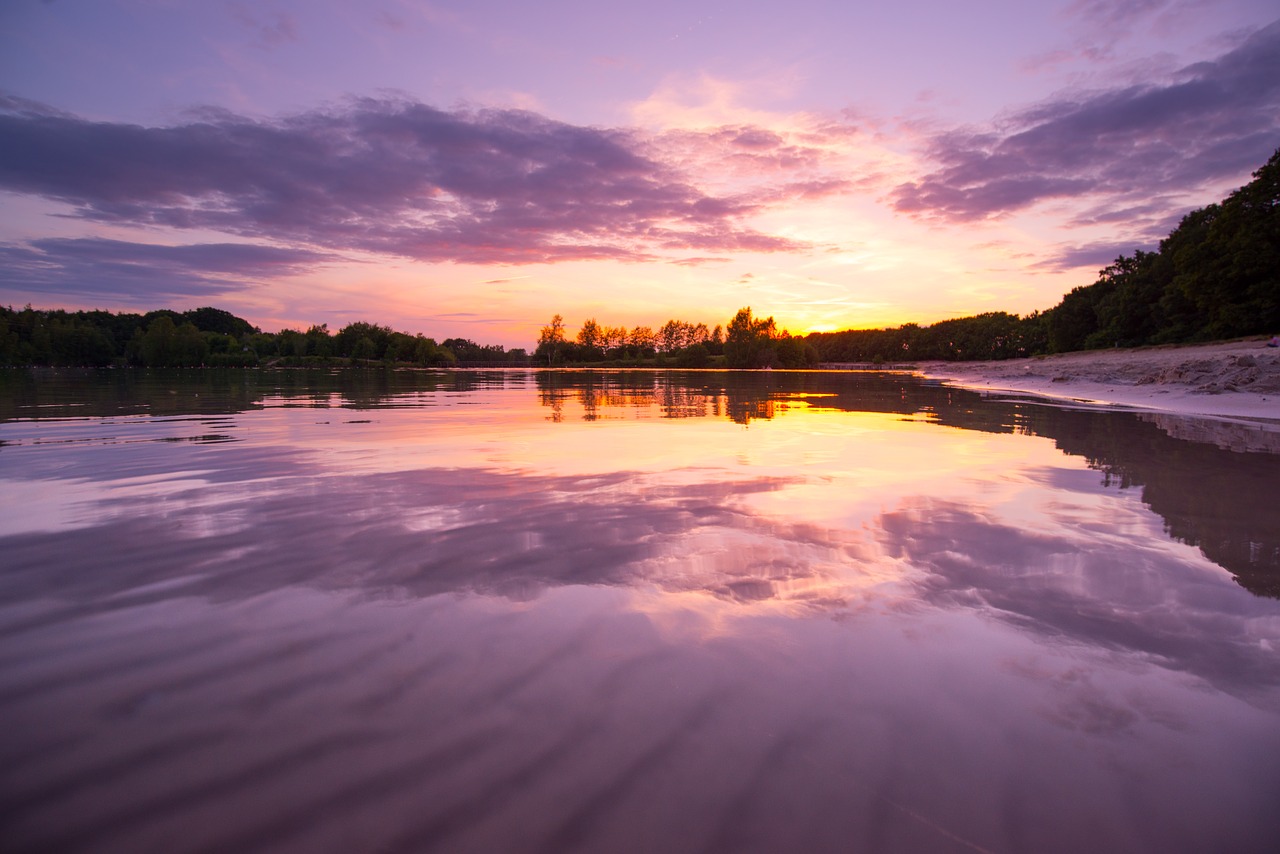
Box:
[1014,408,1280,599]
[5,367,1277,599]
[534,371,722,421]
[534,371,660,421]
[725,395,775,425]
[530,371,786,424]
[579,374,645,421]
[0,366,525,421]
[657,375,717,419]
[882,383,1279,600]
[526,369,1280,598]
[535,371,570,422]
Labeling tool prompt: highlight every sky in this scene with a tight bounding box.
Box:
[1,0,1277,348]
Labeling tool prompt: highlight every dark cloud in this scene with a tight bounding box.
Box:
[0,95,808,265]
[1033,239,1156,272]
[1066,196,1184,230]
[1033,198,1189,269]
[0,237,333,300]
[891,20,1280,222]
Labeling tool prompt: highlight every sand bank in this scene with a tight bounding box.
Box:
[915,338,1280,424]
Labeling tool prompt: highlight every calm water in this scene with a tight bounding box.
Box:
[2,367,1279,854]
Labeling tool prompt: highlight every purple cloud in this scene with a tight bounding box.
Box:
[1063,0,1178,28]
[1032,239,1154,273]
[0,237,333,300]
[891,19,1280,222]
[1031,197,1192,270]
[0,95,807,265]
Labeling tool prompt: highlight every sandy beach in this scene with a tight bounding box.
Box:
[916,337,1280,424]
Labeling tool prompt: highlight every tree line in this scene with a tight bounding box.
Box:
[534,308,820,368]
[0,306,528,368]
[534,314,726,366]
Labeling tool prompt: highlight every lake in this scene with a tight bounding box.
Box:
[2,367,1279,853]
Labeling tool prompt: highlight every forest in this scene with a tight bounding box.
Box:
[1,148,1275,369]
[0,306,525,368]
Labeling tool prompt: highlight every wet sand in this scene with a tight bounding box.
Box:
[917,338,1280,422]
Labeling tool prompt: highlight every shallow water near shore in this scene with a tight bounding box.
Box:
[2,367,1279,853]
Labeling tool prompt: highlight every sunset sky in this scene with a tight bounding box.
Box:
[2,0,1278,348]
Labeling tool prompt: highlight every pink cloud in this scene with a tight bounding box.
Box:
[0,237,333,301]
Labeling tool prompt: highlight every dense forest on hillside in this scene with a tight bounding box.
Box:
[2,149,1275,369]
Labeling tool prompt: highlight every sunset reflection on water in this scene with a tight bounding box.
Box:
[1,368,1278,853]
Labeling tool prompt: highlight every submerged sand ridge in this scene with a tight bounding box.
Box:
[917,338,1280,423]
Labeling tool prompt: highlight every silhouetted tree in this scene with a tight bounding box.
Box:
[724,307,779,368]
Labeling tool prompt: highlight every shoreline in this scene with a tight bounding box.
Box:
[914,338,1280,424]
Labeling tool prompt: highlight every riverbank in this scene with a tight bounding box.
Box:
[916,337,1280,422]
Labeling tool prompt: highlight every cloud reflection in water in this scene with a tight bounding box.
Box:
[4,369,1280,853]
[880,498,1280,701]
[0,462,867,616]
[5,443,1275,715]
